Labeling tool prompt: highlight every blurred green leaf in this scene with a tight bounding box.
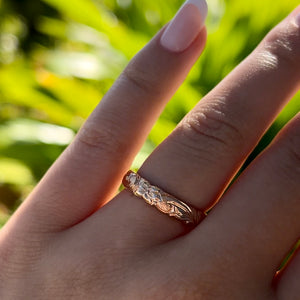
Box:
[0,118,75,146]
[0,62,76,126]
[42,0,148,58]
[0,157,34,186]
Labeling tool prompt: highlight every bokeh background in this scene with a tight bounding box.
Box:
[0,0,299,227]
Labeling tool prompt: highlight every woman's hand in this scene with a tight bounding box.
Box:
[1,1,299,299]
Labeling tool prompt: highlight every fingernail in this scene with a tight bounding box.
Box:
[160,0,208,53]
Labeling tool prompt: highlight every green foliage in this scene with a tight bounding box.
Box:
[0,0,299,224]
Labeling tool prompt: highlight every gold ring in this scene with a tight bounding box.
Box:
[122,171,205,225]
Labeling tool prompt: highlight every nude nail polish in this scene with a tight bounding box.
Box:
[160,0,208,53]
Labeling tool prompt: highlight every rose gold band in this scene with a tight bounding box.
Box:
[122,170,205,226]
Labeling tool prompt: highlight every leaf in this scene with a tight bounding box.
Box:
[0,158,34,186]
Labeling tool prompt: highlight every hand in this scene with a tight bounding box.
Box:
[1,1,299,299]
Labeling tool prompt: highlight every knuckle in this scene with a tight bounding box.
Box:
[261,20,300,70]
[177,107,244,160]
[76,120,126,160]
[122,60,162,96]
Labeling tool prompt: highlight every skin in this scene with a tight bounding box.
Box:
[0,6,300,300]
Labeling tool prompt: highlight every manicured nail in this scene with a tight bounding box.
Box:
[160,0,208,53]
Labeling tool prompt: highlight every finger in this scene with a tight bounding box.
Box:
[186,112,300,288]
[138,6,300,212]
[276,245,300,299]
[85,6,300,246]
[5,0,208,232]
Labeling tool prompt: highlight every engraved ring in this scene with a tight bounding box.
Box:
[122,171,206,226]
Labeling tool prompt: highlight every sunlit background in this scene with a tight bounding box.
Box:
[0,0,299,227]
